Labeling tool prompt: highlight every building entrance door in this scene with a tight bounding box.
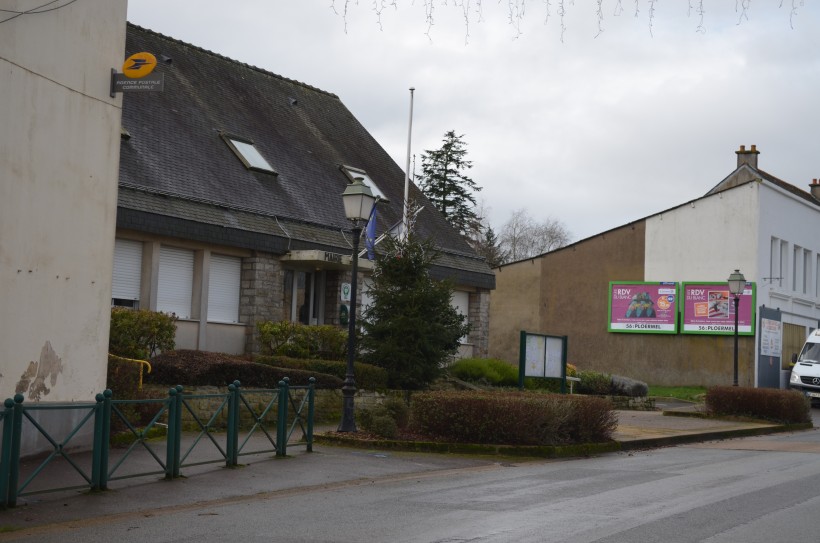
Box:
[284,270,326,325]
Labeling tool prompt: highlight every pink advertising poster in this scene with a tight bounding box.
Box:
[608,282,678,334]
[681,282,756,335]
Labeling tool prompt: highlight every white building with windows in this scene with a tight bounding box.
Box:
[645,145,820,380]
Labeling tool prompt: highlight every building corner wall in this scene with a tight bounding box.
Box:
[0,1,128,404]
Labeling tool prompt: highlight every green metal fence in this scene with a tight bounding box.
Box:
[0,378,315,509]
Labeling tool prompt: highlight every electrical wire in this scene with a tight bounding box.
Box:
[0,0,61,14]
[0,0,80,25]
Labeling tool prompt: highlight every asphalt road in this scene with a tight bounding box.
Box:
[4,417,820,543]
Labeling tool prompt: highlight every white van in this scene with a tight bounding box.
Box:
[789,328,820,400]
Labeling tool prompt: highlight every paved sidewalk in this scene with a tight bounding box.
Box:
[615,410,782,445]
[0,406,813,535]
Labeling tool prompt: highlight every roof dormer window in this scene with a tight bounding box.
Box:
[340,165,387,201]
[221,133,277,175]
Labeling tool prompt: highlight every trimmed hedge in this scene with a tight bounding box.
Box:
[449,358,584,393]
[410,390,617,445]
[256,321,347,360]
[357,397,410,439]
[449,357,519,387]
[577,370,613,395]
[706,386,810,424]
[254,355,388,390]
[145,350,343,389]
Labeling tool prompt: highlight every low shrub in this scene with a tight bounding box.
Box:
[577,370,613,395]
[361,411,398,438]
[145,350,343,389]
[256,321,347,360]
[562,395,620,442]
[254,355,388,390]
[410,390,616,445]
[523,378,563,392]
[358,397,410,438]
[523,364,580,392]
[109,308,177,359]
[705,386,810,424]
[451,359,583,393]
[449,357,518,387]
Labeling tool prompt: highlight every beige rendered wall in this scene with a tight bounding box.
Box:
[0,1,127,402]
[489,258,544,363]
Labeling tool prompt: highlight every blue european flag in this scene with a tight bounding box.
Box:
[365,207,377,260]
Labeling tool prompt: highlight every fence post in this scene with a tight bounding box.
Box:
[276,379,288,457]
[7,394,24,507]
[226,381,240,467]
[173,385,183,478]
[307,378,315,453]
[91,393,105,491]
[100,389,112,490]
[0,398,15,508]
[165,387,178,479]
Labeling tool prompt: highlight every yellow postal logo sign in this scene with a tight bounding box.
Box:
[122,52,157,79]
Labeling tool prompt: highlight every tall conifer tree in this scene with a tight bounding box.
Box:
[417,131,482,237]
[360,233,470,390]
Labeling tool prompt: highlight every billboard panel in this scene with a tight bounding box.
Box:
[608,282,678,334]
[681,281,756,335]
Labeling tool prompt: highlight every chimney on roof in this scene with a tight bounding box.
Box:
[810,179,820,200]
[736,144,759,169]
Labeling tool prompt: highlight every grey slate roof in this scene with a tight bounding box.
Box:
[118,24,494,290]
[707,164,820,206]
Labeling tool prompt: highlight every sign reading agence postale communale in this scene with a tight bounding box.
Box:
[111,52,165,97]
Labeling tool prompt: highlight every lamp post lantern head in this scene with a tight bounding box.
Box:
[342,177,376,222]
[728,269,746,296]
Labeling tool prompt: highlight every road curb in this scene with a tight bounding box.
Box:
[618,422,813,451]
[314,434,622,458]
[315,421,814,457]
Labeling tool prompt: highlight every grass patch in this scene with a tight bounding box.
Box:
[648,386,707,403]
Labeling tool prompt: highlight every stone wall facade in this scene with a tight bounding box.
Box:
[241,253,284,354]
[468,290,491,358]
[142,384,401,428]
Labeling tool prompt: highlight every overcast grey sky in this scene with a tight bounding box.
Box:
[126,1,820,242]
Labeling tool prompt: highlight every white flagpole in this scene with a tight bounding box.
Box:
[402,87,415,241]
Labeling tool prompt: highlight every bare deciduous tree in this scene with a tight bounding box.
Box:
[499,208,571,262]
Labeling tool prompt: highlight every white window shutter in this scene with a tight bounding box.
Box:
[157,246,194,319]
[112,239,142,301]
[208,254,241,323]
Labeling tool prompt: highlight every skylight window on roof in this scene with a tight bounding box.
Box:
[341,165,387,202]
[221,133,277,175]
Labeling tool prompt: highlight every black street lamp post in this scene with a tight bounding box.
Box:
[338,178,376,432]
[727,269,746,387]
